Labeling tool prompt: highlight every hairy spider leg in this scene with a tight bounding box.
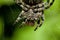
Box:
[33,3,44,31]
[34,19,40,31]
[13,11,25,25]
[34,13,44,31]
[44,0,54,9]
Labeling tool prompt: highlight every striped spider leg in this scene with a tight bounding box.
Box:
[34,0,54,31]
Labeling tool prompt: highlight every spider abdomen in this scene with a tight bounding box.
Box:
[23,0,42,6]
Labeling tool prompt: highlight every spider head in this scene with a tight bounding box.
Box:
[22,0,42,6]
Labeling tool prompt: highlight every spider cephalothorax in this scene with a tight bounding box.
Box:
[14,0,54,31]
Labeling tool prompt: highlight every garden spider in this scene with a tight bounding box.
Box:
[14,0,54,31]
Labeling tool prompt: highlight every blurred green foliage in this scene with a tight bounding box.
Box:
[0,0,14,6]
[0,0,60,40]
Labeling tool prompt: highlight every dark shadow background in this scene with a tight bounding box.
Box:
[0,4,22,38]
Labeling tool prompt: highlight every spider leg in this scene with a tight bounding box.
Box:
[34,14,44,31]
[15,0,29,12]
[13,16,22,25]
[40,14,44,24]
[34,19,40,31]
[19,21,25,28]
[20,5,29,12]
[13,11,24,25]
[43,0,54,9]
[39,15,44,27]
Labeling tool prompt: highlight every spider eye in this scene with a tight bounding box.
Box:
[22,0,42,6]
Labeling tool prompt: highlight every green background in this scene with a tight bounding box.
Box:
[0,0,60,40]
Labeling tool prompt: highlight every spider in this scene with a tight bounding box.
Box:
[13,0,54,31]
